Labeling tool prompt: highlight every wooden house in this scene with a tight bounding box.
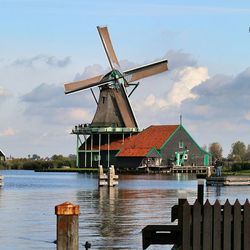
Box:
[115,125,211,169]
[78,124,211,169]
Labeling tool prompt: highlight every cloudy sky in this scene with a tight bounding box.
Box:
[0,0,250,158]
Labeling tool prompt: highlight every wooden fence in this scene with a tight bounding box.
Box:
[180,199,250,250]
[142,183,250,250]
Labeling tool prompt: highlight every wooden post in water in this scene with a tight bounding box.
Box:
[108,165,118,187]
[197,180,204,205]
[55,202,80,250]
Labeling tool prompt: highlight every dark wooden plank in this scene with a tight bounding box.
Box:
[233,199,242,250]
[223,199,232,250]
[142,225,181,249]
[171,205,178,222]
[181,200,191,250]
[213,200,221,250]
[203,200,212,250]
[244,199,250,249]
[197,181,204,205]
[193,199,201,250]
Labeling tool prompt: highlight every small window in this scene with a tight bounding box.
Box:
[179,141,184,149]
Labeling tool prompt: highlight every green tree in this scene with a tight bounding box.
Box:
[243,144,250,161]
[51,154,64,161]
[32,154,40,160]
[228,141,246,161]
[209,142,223,161]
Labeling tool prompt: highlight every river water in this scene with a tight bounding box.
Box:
[0,170,250,250]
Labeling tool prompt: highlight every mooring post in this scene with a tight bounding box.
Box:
[197,180,204,205]
[55,201,80,250]
[108,166,114,187]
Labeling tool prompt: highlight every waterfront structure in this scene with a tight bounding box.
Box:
[73,125,141,168]
[75,124,211,169]
[64,26,168,168]
[116,124,210,169]
[0,150,5,162]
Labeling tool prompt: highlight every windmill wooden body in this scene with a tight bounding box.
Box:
[65,26,168,168]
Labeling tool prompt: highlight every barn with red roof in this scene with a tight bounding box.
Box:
[115,124,210,169]
[77,124,211,169]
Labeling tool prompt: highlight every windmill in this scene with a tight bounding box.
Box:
[64,26,168,128]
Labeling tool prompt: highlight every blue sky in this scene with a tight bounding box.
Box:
[0,0,250,157]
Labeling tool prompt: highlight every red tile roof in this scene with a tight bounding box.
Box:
[117,125,179,157]
[79,125,179,157]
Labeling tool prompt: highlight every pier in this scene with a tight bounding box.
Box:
[171,165,212,175]
[207,176,250,186]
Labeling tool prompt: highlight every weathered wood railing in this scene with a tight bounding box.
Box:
[179,199,250,250]
[142,182,250,249]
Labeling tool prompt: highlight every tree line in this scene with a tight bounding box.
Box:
[209,141,250,162]
[0,154,77,171]
[209,141,250,172]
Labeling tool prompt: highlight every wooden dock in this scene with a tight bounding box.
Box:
[207,176,250,186]
[171,166,212,175]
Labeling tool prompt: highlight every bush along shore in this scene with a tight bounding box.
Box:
[2,155,250,175]
[0,155,97,173]
[220,161,250,176]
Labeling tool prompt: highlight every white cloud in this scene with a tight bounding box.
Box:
[244,112,250,121]
[66,108,92,121]
[136,66,209,112]
[74,64,106,81]
[0,128,17,137]
[165,50,197,69]
[0,86,10,97]
[12,55,71,68]
[21,83,96,125]
[166,66,209,106]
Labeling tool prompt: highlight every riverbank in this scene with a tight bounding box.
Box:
[3,167,250,176]
[35,167,98,173]
[222,170,250,176]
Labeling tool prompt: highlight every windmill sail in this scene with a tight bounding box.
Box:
[64,74,105,94]
[97,26,120,70]
[124,59,168,83]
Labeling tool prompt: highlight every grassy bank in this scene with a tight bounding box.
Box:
[222,170,250,176]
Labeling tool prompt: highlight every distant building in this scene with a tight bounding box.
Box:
[0,150,5,162]
[77,124,211,169]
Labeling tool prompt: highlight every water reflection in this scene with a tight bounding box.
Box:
[215,185,221,197]
[75,174,198,249]
[2,171,250,250]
